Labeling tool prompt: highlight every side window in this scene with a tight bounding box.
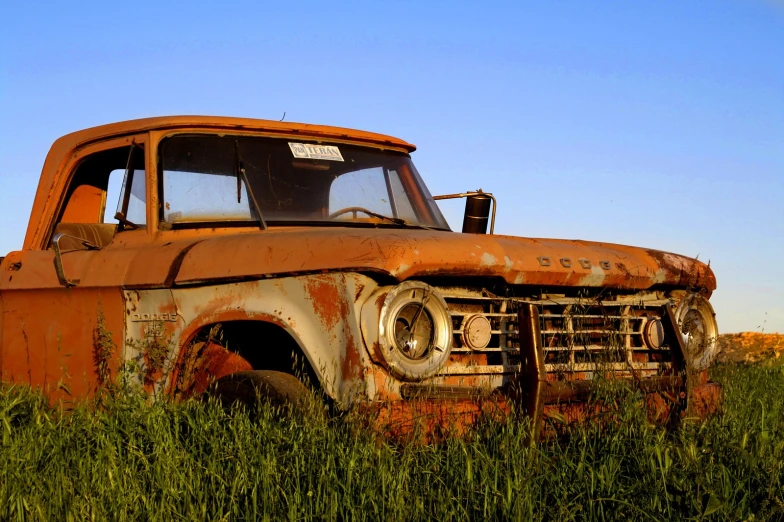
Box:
[59,144,146,227]
[112,144,147,227]
[104,170,124,224]
[386,169,418,222]
[54,142,146,248]
[104,167,147,225]
[329,167,393,216]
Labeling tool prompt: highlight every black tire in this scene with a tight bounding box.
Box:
[206,370,312,412]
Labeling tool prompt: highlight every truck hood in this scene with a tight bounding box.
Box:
[172,228,716,294]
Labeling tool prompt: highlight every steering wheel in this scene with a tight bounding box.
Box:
[328,206,379,220]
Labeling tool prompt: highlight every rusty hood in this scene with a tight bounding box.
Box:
[170,228,716,294]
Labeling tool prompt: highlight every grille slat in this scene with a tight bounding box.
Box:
[439,362,664,375]
[542,329,642,335]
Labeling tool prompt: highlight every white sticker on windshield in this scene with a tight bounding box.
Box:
[288,142,344,162]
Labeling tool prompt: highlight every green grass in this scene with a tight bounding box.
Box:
[1,362,783,521]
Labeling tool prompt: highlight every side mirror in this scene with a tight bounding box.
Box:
[52,233,101,287]
[433,190,497,234]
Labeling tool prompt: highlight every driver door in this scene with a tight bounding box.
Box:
[0,136,149,402]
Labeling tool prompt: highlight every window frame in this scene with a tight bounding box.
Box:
[45,134,151,247]
[151,129,448,232]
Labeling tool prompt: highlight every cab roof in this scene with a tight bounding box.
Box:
[52,115,417,153]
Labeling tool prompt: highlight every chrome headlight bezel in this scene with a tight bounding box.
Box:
[674,293,719,371]
[361,281,452,381]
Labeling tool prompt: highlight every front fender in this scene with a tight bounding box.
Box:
[123,273,381,405]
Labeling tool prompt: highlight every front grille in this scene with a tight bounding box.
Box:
[439,289,673,379]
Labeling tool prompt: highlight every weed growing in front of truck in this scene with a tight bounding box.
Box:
[115,325,178,399]
[92,307,116,387]
[171,325,224,399]
[137,323,175,379]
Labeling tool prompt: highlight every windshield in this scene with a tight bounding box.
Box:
[158,134,450,230]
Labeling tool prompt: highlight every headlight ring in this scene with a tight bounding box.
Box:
[375,281,452,381]
[674,293,719,372]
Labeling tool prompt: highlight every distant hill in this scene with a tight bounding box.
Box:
[716,333,784,364]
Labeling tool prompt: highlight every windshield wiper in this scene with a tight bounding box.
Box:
[234,140,266,230]
[361,210,442,231]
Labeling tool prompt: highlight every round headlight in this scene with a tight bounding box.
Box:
[462,314,493,350]
[642,318,665,350]
[674,293,719,372]
[376,281,452,381]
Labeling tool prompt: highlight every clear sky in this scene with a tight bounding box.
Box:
[1,1,782,333]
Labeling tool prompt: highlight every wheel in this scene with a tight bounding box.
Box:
[206,370,312,411]
[328,206,378,219]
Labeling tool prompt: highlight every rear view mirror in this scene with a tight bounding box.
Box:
[433,190,496,234]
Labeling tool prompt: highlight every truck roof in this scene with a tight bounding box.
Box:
[52,115,417,153]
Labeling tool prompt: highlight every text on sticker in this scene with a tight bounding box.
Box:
[288,142,344,162]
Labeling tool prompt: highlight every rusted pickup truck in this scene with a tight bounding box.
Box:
[0,116,720,430]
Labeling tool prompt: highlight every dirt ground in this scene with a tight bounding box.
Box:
[717,332,784,364]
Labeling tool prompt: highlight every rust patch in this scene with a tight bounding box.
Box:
[646,249,716,295]
[368,367,721,440]
[173,341,253,398]
[190,288,256,318]
[364,292,388,364]
[303,275,363,382]
[304,277,343,331]
[340,327,362,382]
[354,282,366,301]
[690,381,722,418]
[365,396,510,442]
[337,282,362,382]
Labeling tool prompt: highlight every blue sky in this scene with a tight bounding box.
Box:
[1,1,782,332]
